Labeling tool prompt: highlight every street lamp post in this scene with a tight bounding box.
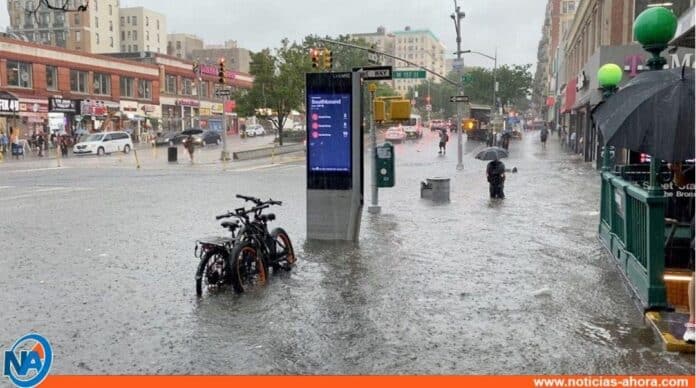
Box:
[462,49,498,135]
[451,1,466,171]
[597,63,623,172]
[633,6,678,195]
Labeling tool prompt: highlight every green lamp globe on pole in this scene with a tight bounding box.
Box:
[598,63,623,96]
[633,6,678,70]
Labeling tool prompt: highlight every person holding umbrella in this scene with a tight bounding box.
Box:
[438,129,449,155]
[476,147,509,200]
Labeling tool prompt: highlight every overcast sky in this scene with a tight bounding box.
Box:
[0,0,546,69]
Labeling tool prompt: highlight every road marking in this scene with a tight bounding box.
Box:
[228,156,305,172]
[2,187,92,201]
[0,166,72,174]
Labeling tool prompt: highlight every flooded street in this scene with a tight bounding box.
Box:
[0,132,693,375]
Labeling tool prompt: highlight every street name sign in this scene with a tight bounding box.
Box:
[450,95,470,103]
[393,70,427,79]
[362,66,393,80]
[461,74,473,84]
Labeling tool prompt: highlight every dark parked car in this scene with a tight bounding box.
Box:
[153,131,181,146]
[181,130,222,147]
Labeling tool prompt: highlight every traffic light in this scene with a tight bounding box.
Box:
[192,59,199,75]
[218,58,225,84]
[323,49,333,70]
[310,48,320,69]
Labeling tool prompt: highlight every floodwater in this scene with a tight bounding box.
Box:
[0,130,693,375]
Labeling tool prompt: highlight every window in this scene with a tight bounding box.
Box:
[39,31,49,42]
[74,13,80,25]
[157,34,160,43]
[70,70,88,93]
[132,16,137,26]
[146,16,149,26]
[7,61,32,88]
[128,44,131,52]
[182,79,193,95]
[157,20,160,30]
[121,31,125,41]
[134,44,138,51]
[146,45,150,51]
[176,41,181,49]
[562,1,575,13]
[146,31,149,41]
[120,16,124,27]
[54,13,65,26]
[93,73,111,95]
[120,77,135,97]
[96,33,100,45]
[138,80,152,99]
[94,0,98,11]
[133,31,137,40]
[95,17,98,28]
[201,82,209,98]
[127,31,131,39]
[76,31,81,42]
[109,4,112,15]
[110,37,114,48]
[121,45,126,52]
[109,20,113,32]
[165,75,177,93]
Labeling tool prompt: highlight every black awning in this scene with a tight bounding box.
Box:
[0,91,18,101]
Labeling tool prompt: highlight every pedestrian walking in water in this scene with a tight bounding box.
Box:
[185,133,195,163]
[486,157,506,199]
[540,125,549,149]
[438,129,449,155]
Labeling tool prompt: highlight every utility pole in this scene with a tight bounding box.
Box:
[217,58,231,161]
[367,82,380,214]
[195,58,202,128]
[451,1,466,170]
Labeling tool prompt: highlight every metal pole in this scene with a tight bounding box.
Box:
[220,93,230,161]
[493,48,497,115]
[368,84,380,214]
[196,60,202,128]
[454,3,464,171]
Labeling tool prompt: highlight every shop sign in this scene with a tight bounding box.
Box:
[576,71,587,92]
[19,102,48,113]
[176,99,200,107]
[141,104,157,113]
[0,98,19,113]
[81,100,108,117]
[199,64,237,81]
[624,53,695,77]
[200,108,212,116]
[211,103,224,114]
[120,100,139,112]
[49,98,78,113]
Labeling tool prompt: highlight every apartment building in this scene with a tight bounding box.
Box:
[191,41,252,73]
[7,0,119,53]
[167,33,204,59]
[119,7,166,54]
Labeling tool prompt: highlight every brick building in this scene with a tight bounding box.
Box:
[0,36,160,138]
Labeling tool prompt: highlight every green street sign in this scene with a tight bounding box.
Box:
[393,70,426,79]
[461,74,473,84]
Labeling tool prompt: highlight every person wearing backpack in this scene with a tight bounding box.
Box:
[438,129,449,155]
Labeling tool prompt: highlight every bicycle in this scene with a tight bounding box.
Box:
[194,217,240,297]
[227,194,296,293]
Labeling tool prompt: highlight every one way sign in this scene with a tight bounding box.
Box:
[450,95,470,103]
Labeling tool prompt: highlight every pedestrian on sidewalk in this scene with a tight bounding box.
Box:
[36,133,45,157]
[0,131,7,155]
[438,129,449,155]
[486,157,506,200]
[540,126,549,149]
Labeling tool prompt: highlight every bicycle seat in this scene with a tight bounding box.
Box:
[221,221,239,229]
[259,213,276,222]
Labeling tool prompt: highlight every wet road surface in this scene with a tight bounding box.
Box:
[0,130,693,375]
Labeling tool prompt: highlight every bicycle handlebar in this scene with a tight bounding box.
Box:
[236,194,262,205]
[215,212,232,220]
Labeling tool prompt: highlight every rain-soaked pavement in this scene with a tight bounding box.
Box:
[0,131,693,375]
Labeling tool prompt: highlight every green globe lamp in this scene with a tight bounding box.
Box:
[633,6,678,70]
[598,63,623,98]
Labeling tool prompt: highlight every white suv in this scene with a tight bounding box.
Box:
[73,131,133,156]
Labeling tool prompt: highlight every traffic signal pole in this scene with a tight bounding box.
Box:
[367,82,380,215]
[218,58,231,161]
[452,2,465,170]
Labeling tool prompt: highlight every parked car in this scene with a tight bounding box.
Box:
[73,131,133,156]
[385,127,406,143]
[182,130,222,147]
[153,131,181,146]
[403,125,423,139]
[430,120,448,132]
[245,125,266,137]
[172,129,205,144]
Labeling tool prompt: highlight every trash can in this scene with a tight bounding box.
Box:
[168,146,177,163]
[421,177,450,202]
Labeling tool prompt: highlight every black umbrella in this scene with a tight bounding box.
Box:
[592,66,694,162]
[475,147,508,161]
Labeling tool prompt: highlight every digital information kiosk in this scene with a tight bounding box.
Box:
[306,72,364,242]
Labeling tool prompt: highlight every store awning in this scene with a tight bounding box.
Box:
[0,91,19,115]
[671,6,695,48]
[562,78,577,114]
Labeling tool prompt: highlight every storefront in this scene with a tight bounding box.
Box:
[0,92,19,136]
[176,99,199,130]
[48,98,79,135]
[15,97,49,135]
[79,100,119,132]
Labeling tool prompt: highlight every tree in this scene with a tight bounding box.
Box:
[302,35,370,72]
[240,39,312,145]
[24,0,88,23]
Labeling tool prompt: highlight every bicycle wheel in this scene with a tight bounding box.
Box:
[270,227,296,270]
[230,241,267,294]
[195,248,230,297]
